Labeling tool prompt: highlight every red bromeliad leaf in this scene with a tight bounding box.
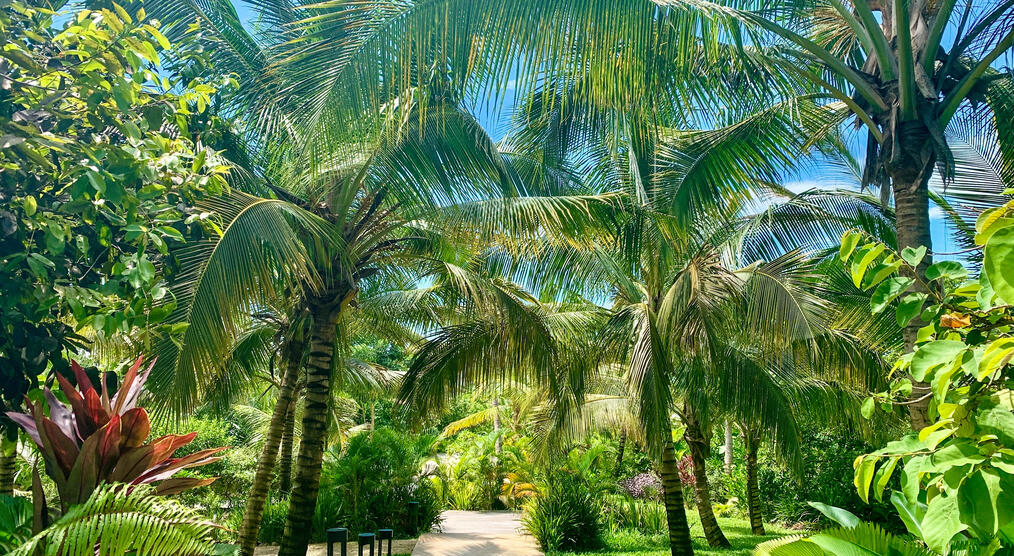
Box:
[97,415,122,476]
[39,418,79,474]
[113,356,156,414]
[6,410,41,447]
[107,445,154,483]
[70,360,95,394]
[55,373,87,436]
[43,387,77,443]
[153,476,217,496]
[148,433,198,466]
[64,424,103,509]
[110,356,144,415]
[79,388,110,438]
[119,408,150,448]
[133,447,227,484]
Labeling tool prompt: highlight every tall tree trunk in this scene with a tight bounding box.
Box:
[238,336,304,556]
[614,431,627,478]
[0,434,15,496]
[684,419,729,548]
[723,422,733,474]
[492,398,503,455]
[660,433,694,556]
[742,427,765,536]
[889,132,935,431]
[278,401,296,495]
[280,301,342,556]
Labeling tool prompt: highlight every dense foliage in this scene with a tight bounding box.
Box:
[759,205,1014,553]
[0,0,226,413]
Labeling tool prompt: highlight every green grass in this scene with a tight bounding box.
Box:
[548,516,799,556]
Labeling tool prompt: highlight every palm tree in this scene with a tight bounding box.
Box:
[246,0,1013,428]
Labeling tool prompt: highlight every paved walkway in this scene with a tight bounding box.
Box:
[411,510,543,556]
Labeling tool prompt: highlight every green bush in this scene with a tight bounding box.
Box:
[755,427,901,531]
[523,472,605,551]
[258,428,441,543]
[601,493,666,534]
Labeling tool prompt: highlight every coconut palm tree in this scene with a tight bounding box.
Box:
[242,0,1013,429]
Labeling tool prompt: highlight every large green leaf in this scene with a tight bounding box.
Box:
[921,493,966,553]
[910,340,967,382]
[984,226,1014,305]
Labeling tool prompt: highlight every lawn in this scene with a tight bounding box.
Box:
[549,517,800,556]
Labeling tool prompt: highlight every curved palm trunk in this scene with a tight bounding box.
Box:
[614,431,627,478]
[890,138,935,431]
[742,428,765,536]
[660,434,694,556]
[684,420,729,547]
[723,422,733,474]
[279,302,341,556]
[0,435,15,496]
[238,338,304,556]
[278,401,296,494]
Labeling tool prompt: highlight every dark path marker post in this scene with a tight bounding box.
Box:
[407,501,420,536]
[327,528,349,556]
[376,529,393,556]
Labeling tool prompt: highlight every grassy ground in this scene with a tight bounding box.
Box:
[549,516,799,556]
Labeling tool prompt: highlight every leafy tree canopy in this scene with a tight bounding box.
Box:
[0,1,230,411]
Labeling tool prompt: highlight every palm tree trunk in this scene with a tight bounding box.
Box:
[743,428,765,536]
[0,435,15,496]
[492,398,503,456]
[660,434,694,556]
[684,421,729,548]
[723,422,733,474]
[238,337,304,556]
[890,140,935,431]
[278,401,296,495]
[614,431,627,478]
[279,302,341,556]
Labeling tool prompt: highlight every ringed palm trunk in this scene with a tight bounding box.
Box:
[0,434,15,496]
[723,422,733,475]
[279,298,343,556]
[278,401,296,494]
[684,418,729,547]
[888,124,936,430]
[742,427,764,536]
[660,433,694,556]
[237,337,304,556]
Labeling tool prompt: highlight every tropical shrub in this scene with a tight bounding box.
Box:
[762,216,1014,554]
[522,471,605,551]
[601,493,667,534]
[5,357,225,511]
[10,484,224,556]
[258,428,441,543]
[752,427,901,529]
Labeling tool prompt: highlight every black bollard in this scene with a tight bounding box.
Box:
[358,532,376,556]
[327,528,349,556]
[407,501,420,535]
[376,529,393,556]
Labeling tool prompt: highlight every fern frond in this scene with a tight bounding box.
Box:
[10,484,221,556]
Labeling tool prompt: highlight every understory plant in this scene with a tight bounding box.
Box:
[6,357,226,512]
[759,206,1014,554]
[523,470,606,552]
[10,484,224,556]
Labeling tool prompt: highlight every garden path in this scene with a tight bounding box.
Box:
[411,510,543,556]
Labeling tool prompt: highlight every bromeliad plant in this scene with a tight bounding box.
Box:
[6,356,225,512]
[758,202,1014,555]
